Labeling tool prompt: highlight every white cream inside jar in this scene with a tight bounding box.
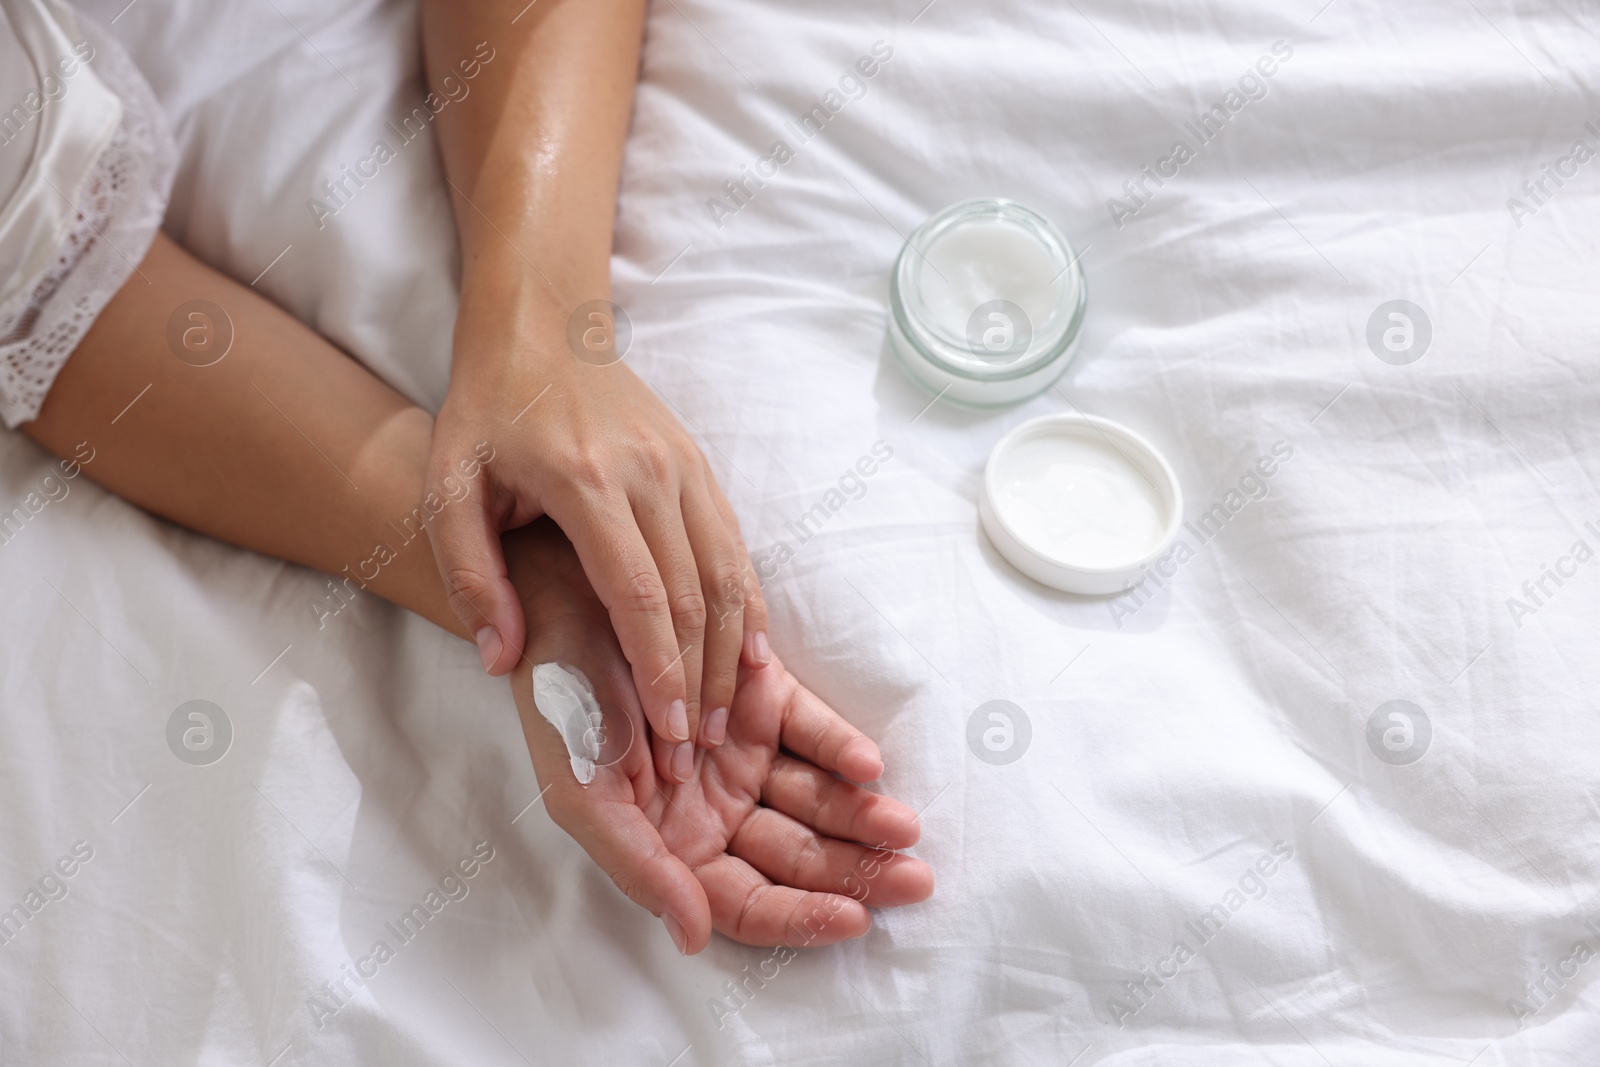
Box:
[890,199,1086,407]
[919,218,1063,345]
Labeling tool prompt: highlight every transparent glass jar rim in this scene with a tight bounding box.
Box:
[890,198,1087,382]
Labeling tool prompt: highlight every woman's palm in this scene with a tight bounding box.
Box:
[507,523,931,953]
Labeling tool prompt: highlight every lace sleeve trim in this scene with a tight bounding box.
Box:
[0,14,177,429]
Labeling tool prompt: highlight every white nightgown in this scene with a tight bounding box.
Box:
[0,0,174,428]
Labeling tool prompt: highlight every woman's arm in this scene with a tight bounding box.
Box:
[22,234,931,951]
[419,0,641,304]
[23,232,466,636]
[419,0,770,785]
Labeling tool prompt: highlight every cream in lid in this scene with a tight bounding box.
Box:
[980,415,1183,595]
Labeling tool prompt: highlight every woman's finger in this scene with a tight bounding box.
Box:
[777,679,885,784]
[546,490,689,762]
[704,468,770,669]
[761,754,920,850]
[693,853,870,948]
[728,807,934,906]
[681,479,746,748]
[631,493,705,783]
[424,457,526,676]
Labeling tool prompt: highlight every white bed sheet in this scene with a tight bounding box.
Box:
[3,0,1599,1063]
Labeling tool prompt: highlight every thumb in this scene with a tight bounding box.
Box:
[514,668,713,954]
[426,477,525,675]
[571,808,711,955]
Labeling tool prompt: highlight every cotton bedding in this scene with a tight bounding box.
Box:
[2,0,1599,1063]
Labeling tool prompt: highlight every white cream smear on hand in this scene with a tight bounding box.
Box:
[531,663,604,785]
[993,433,1167,569]
[919,218,1061,344]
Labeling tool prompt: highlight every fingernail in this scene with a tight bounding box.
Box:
[753,630,771,665]
[703,706,729,746]
[672,741,694,782]
[662,913,687,954]
[667,699,688,741]
[473,626,501,672]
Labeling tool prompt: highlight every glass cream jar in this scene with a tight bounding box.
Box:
[889,198,1086,407]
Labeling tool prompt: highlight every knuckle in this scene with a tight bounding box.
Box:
[668,588,708,632]
[623,569,670,615]
[441,566,497,607]
[819,720,852,767]
[789,835,827,883]
[706,561,747,608]
[634,438,672,482]
[841,795,872,843]
[566,448,610,493]
[734,882,767,941]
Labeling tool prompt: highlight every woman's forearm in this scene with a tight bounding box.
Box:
[415,1,770,770]
[420,0,647,358]
[22,233,469,639]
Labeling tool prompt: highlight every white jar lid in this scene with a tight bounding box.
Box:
[979,414,1183,595]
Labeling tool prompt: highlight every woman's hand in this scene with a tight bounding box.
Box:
[428,296,769,784]
[503,521,933,953]
[419,0,766,784]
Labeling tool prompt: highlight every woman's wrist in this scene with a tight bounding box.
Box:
[457,214,611,288]
[449,259,608,383]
